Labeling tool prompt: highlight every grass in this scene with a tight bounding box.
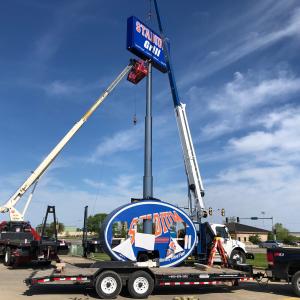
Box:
[89,252,268,269]
[247,253,268,268]
[90,252,111,261]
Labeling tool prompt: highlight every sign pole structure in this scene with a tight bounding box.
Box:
[126,15,167,234]
[143,62,153,234]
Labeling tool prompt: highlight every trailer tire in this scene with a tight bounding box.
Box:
[127,271,154,299]
[95,270,122,299]
[230,249,246,264]
[4,247,13,266]
[292,271,300,296]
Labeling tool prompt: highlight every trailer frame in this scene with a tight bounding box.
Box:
[25,260,257,299]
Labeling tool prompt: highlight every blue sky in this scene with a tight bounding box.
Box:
[1,0,300,231]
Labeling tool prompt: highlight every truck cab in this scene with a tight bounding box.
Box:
[209,224,249,263]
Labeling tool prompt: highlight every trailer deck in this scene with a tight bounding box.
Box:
[25,259,255,299]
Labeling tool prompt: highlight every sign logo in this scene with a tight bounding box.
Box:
[102,200,197,267]
[127,16,167,73]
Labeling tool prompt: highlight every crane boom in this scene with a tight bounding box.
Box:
[153,0,206,220]
[1,62,134,221]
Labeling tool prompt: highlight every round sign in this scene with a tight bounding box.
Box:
[101,200,197,267]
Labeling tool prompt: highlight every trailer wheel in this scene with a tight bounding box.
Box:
[292,271,300,296]
[127,271,154,299]
[4,248,13,266]
[95,270,122,299]
[230,249,246,264]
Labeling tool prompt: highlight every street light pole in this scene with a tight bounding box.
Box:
[239,216,275,239]
[272,217,276,240]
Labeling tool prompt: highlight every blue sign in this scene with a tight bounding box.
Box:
[127,16,167,73]
[101,200,197,267]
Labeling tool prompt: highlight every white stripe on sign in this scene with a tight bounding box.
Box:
[184,235,188,249]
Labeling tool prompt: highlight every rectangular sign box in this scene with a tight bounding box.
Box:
[127,16,167,73]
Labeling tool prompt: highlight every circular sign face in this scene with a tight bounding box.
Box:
[102,200,197,267]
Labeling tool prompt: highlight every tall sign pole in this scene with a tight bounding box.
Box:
[143,62,153,200]
[143,62,153,234]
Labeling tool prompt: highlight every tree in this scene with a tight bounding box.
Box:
[249,234,262,245]
[87,213,107,233]
[274,223,289,240]
[268,223,298,244]
[36,222,65,237]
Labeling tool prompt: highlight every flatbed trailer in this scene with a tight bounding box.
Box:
[25,260,257,299]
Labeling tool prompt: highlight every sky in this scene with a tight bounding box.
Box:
[0,0,300,231]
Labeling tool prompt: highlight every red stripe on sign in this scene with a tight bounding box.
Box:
[155,238,169,243]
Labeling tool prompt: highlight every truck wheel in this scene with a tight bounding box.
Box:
[4,248,13,266]
[127,271,154,299]
[292,271,300,296]
[95,270,122,299]
[230,250,246,264]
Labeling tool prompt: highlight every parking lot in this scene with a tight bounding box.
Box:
[0,256,298,300]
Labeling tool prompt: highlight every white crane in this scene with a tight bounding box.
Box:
[0,61,137,221]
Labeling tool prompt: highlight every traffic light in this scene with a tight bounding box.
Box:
[225,217,229,224]
[208,207,213,216]
[221,208,225,216]
[237,217,240,223]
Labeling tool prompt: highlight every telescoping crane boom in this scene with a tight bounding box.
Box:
[0,60,144,222]
[153,0,207,221]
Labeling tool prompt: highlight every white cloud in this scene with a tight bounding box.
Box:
[33,2,87,64]
[181,5,300,85]
[201,105,300,230]
[229,110,300,155]
[187,69,300,140]
[44,80,79,96]
[83,178,106,189]
[88,125,144,163]
[209,71,300,114]
[43,78,107,97]
[87,115,174,164]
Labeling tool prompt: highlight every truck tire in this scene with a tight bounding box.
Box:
[292,271,300,296]
[95,270,122,299]
[127,270,154,299]
[230,249,246,264]
[4,247,13,266]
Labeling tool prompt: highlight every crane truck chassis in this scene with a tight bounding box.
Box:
[0,206,69,267]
